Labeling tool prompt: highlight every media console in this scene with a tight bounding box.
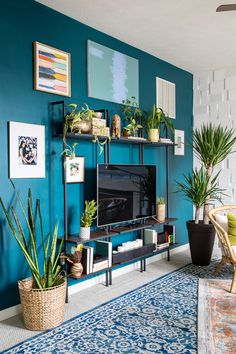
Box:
[52,101,177,301]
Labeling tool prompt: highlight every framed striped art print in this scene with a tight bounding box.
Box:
[34,42,71,97]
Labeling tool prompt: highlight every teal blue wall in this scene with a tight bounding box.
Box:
[0,0,193,310]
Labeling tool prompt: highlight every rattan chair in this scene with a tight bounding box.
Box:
[208,205,236,293]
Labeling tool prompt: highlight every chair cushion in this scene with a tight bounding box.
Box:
[232,246,236,256]
[227,213,236,246]
[215,214,228,232]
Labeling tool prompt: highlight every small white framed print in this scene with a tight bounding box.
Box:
[9,122,45,178]
[174,129,185,156]
[65,156,85,184]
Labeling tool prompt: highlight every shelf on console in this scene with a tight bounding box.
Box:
[67,243,179,284]
[62,217,177,244]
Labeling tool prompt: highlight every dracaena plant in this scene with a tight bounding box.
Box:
[193,124,236,223]
[176,167,225,224]
[0,183,64,289]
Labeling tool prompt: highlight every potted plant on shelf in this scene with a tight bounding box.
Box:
[156,196,166,222]
[62,244,84,279]
[121,96,146,137]
[146,105,174,142]
[176,123,236,265]
[0,184,65,331]
[64,103,97,135]
[63,103,110,157]
[80,199,97,239]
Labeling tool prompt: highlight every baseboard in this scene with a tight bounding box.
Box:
[0,243,189,321]
[0,304,22,322]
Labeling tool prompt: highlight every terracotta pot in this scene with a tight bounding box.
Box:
[148,129,159,142]
[71,262,83,279]
[157,204,165,222]
[123,128,131,137]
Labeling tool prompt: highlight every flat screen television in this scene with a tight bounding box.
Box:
[97,164,156,227]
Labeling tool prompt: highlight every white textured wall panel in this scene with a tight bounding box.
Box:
[193,69,236,205]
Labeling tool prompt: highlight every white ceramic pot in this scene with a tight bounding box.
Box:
[157,204,165,222]
[148,129,159,142]
[80,226,90,239]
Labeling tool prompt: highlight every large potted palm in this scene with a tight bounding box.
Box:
[0,184,66,330]
[177,168,224,265]
[177,124,236,265]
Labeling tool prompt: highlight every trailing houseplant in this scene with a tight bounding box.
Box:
[176,123,236,265]
[64,103,96,135]
[0,183,65,330]
[121,97,146,137]
[80,199,97,239]
[146,105,174,142]
[63,103,109,157]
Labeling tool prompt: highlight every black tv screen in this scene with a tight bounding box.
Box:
[97,164,156,227]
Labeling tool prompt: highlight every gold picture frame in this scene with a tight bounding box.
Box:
[34,41,71,97]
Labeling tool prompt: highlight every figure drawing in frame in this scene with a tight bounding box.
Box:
[18,136,37,165]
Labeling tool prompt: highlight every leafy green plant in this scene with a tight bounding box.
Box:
[123,119,143,136]
[121,97,145,120]
[193,124,236,223]
[0,183,64,289]
[92,135,110,156]
[176,167,225,224]
[157,196,165,205]
[80,200,97,227]
[121,96,146,135]
[64,104,81,136]
[146,105,174,132]
[62,142,78,159]
[79,103,96,121]
[63,103,109,157]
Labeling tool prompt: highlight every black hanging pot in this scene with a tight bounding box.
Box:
[186,220,215,266]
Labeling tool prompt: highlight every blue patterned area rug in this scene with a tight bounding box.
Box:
[3,261,233,354]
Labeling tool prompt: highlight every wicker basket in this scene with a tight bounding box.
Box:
[18,277,66,331]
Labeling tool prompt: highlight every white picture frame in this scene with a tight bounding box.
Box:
[9,122,45,178]
[174,129,185,156]
[156,77,176,119]
[34,41,71,97]
[65,156,85,184]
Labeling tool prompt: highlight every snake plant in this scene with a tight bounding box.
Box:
[0,183,64,289]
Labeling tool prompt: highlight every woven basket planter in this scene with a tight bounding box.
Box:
[18,277,66,331]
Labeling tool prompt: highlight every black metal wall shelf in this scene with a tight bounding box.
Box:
[54,132,175,147]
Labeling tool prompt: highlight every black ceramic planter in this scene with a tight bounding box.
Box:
[186,220,215,266]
